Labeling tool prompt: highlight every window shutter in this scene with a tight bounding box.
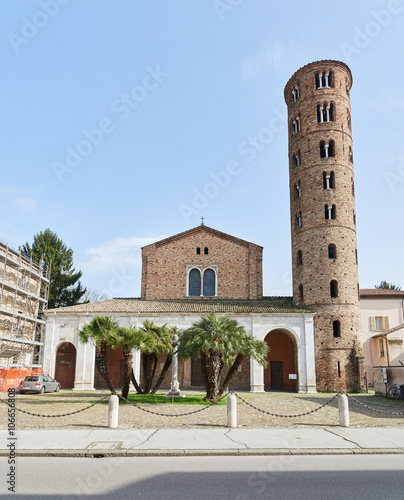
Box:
[382,317,389,330]
[370,317,376,331]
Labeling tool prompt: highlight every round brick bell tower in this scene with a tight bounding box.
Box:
[284,60,365,392]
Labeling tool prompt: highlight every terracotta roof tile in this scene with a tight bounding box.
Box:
[360,288,404,299]
[48,297,312,315]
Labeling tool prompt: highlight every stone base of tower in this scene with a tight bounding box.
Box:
[315,347,366,392]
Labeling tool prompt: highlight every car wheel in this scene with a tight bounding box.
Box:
[39,386,45,394]
[55,385,60,392]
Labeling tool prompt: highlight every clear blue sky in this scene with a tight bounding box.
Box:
[1,0,403,298]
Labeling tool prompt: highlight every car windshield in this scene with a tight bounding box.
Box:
[24,376,39,381]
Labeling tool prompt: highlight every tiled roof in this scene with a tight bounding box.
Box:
[360,288,404,299]
[48,297,312,315]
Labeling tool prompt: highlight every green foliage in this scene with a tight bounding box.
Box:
[375,280,401,290]
[178,313,268,401]
[122,393,226,405]
[20,229,86,309]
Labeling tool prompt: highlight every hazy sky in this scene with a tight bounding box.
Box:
[1,0,403,298]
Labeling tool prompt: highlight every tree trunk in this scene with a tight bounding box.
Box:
[218,354,244,398]
[131,369,143,394]
[205,350,224,402]
[200,351,209,393]
[142,353,158,393]
[151,354,172,393]
[95,340,115,393]
[121,351,133,399]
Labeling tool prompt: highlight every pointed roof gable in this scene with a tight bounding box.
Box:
[141,225,263,250]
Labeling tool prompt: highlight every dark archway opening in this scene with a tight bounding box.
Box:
[55,342,76,388]
[264,330,297,392]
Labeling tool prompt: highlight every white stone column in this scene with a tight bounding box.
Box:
[73,338,95,390]
[304,315,317,393]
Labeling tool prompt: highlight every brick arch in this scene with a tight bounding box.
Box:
[55,342,76,388]
[264,329,297,392]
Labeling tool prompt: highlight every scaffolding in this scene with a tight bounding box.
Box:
[0,241,50,390]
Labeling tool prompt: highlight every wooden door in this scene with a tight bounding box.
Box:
[271,361,284,390]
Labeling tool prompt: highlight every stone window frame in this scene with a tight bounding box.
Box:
[333,320,341,338]
[186,264,218,298]
[291,84,300,103]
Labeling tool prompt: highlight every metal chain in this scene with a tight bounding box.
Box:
[231,391,340,418]
[345,393,404,416]
[117,392,229,417]
[0,394,110,418]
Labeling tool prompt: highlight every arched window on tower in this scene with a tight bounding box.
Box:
[292,85,300,102]
[328,244,337,259]
[203,269,216,297]
[294,181,301,199]
[293,151,301,167]
[292,116,301,134]
[317,102,334,123]
[188,269,201,296]
[325,204,336,220]
[320,140,335,158]
[315,70,333,89]
[333,320,341,338]
[323,171,335,189]
[196,247,201,255]
[296,212,302,228]
[204,247,209,255]
[297,250,303,265]
[330,280,338,298]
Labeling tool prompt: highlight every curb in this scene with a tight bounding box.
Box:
[1,448,404,458]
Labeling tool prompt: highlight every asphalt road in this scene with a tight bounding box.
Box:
[1,455,404,499]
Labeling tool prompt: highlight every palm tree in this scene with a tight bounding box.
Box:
[78,316,119,393]
[178,313,268,401]
[130,320,174,394]
[109,326,153,399]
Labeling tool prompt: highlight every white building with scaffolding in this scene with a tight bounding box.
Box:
[0,241,50,392]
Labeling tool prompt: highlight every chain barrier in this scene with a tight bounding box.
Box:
[345,393,404,416]
[117,392,229,417]
[231,391,340,418]
[0,394,110,418]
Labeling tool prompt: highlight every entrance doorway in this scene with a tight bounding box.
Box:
[55,342,76,388]
[270,361,284,390]
[191,358,204,387]
[264,330,297,391]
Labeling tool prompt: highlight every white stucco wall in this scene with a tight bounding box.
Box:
[45,311,317,393]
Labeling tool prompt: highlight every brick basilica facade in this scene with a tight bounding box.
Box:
[43,60,365,394]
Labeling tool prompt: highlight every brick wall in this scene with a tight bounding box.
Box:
[141,226,263,300]
[285,61,365,392]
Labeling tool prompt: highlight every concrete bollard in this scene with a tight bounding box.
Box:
[338,393,349,427]
[227,393,237,428]
[108,394,119,428]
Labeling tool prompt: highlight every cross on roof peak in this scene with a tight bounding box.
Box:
[201,216,205,226]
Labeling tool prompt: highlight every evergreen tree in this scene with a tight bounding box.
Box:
[20,229,86,309]
[375,280,401,291]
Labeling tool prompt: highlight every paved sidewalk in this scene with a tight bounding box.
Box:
[1,427,404,457]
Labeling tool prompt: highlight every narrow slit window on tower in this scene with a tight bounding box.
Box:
[298,284,303,300]
[328,244,337,259]
[330,280,338,298]
[352,178,355,196]
[297,250,303,265]
[349,146,353,163]
[333,320,341,338]
[355,249,358,264]
[353,211,356,225]
[347,110,351,129]
[204,247,208,255]
[337,361,341,377]
[296,212,302,228]
[196,247,201,255]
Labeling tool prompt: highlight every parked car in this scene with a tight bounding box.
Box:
[19,375,61,394]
